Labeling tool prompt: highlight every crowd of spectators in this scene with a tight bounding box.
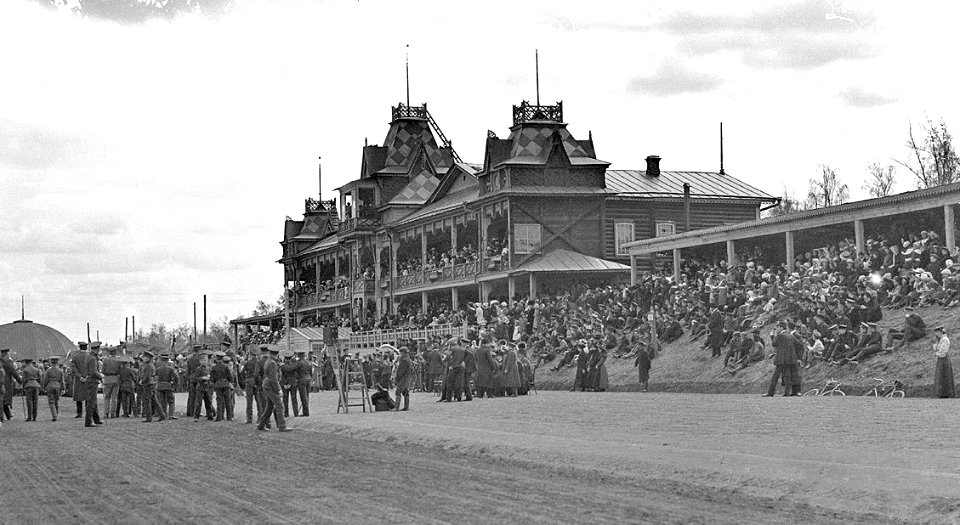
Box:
[339,226,958,382]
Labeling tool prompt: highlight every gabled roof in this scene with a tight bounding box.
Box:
[291,212,338,241]
[392,186,479,226]
[605,170,776,201]
[514,249,630,273]
[386,144,442,206]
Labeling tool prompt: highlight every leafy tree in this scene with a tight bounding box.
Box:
[764,185,805,217]
[805,165,849,209]
[896,118,960,188]
[251,294,284,317]
[863,162,897,198]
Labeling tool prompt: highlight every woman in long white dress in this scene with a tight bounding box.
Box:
[932,326,954,398]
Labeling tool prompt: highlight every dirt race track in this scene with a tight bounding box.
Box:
[1,391,959,524]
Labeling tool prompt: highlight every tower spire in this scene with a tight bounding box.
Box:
[535,49,540,106]
[719,122,725,175]
[318,156,322,200]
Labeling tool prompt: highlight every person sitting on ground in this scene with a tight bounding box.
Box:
[370,384,395,412]
[838,322,883,365]
[886,311,926,350]
[659,315,684,344]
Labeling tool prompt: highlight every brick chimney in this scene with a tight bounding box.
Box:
[645,155,661,177]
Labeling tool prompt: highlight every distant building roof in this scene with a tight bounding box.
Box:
[0,319,75,362]
[605,170,776,201]
[297,234,340,256]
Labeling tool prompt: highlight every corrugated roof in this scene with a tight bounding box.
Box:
[298,234,340,256]
[0,319,76,362]
[515,249,630,273]
[605,170,776,201]
[292,327,326,341]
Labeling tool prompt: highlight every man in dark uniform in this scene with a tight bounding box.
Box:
[295,350,311,417]
[442,341,466,402]
[210,351,234,421]
[573,342,590,392]
[140,351,165,422]
[239,346,261,424]
[156,353,179,420]
[257,347,290,432]
[119,357,136,417]
[83,342,104,427]
[765,322,798,397]
[21,358,42,421]
[42,355,64,421]
[394,346,413,411]
[462,339,476,401]
[69,342,87,418]
[190,352,214,422]
[101,346,121,418]
[185,344,202,418]
[1,348,21,420]
[426,345,443,393]
[280,349,299,417]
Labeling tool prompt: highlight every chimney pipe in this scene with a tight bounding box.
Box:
[645,155,661,177]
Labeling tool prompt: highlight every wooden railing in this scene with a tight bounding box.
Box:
[297,285,350,307]
[348,324,468,351]
[339,216,380,234]
[394,260,481,291]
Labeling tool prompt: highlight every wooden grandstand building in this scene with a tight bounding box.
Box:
[276,98,778,328]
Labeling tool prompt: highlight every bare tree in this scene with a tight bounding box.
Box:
[805,165,849,209]
[896,118,960,188]
[863,162,897,198]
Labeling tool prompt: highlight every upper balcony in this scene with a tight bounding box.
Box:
[338,216,381,236]
[394,260,482,291]
[512,100,563,126]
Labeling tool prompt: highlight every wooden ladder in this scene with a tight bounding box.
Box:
[336,356,371,413]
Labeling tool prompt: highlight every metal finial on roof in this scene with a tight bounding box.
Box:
[535,49,540,106]
[405,44,410,109]
[719,122,725,175]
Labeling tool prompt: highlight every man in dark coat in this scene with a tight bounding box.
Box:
[706,309,724,357]
[210,352,234,421]
[140,351,164,422]
[83,343,104,427]
[765,322,797,397]
[634,348,651,392]
[462,341,477,401]
[888,312,927,350]
[280,350,299,418]
[573,343,590,392]
[475,341,498,398]
[185,345,202,418]
[426,346,444,393]
[68,342,87,418]
[0,348,21,420]
[239,346,261,424]
[441,342,466,402]
[156,354,178,420]
[21,358,42,422]
[394,347,413,411]
[42,356,65,421]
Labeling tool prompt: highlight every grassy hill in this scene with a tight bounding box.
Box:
[537,305,958,397]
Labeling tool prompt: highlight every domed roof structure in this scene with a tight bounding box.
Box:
[0,319,76,362]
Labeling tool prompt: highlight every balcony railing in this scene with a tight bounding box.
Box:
[512,100,563,125]
[395,260,481,291]
[348,323,468,351]
[392,103,428,121]
[352,278,375,295]
[297,285,350,308]
[338,217,380,234]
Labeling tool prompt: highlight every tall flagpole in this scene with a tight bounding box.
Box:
[405,44,410,108]
[535,49,540,106]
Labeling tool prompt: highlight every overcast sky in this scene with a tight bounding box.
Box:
[1,0,957,343]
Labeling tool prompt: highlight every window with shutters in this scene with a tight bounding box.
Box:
[514,224,542,254]
[614,222,635,256]
[656,222,676,237]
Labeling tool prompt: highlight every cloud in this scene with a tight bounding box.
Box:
[837,86,897,108]
[662,1,879,70]
[627,61,722,97]
[0,120,99,169]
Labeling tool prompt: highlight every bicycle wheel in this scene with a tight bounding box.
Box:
[802,388,820,396]
[824,389,845,396]
[862,389,877,397]
[891,390,905,398]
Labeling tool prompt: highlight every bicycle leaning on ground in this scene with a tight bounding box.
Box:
[803,379,846,396]
[862,377,906,398]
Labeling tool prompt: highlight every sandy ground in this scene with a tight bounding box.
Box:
[1,391,958,524]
